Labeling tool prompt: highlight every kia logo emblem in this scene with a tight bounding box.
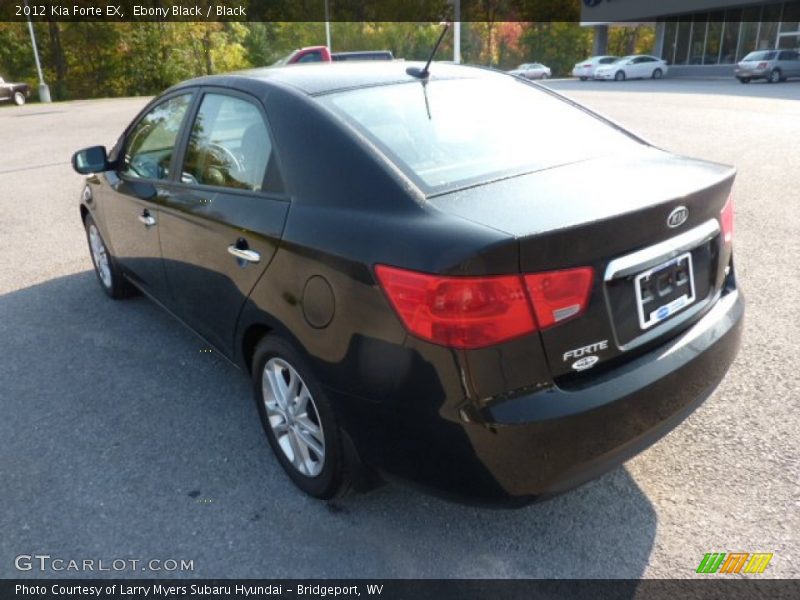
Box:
[667,206,689,228]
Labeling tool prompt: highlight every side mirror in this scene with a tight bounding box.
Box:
[72,146,109,175]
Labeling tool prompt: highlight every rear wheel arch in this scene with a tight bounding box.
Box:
[239,314,316,376]
[242,323,273,374]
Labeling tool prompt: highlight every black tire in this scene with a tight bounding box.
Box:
[252,336,352,499]
[738,77,751,84]
[83,214,137,299]
[768,69,781,83]
[13,91,26,106]
[579,76,588,81]
[652,68,663,80]
[540,73,549,80]
[614,70,626,81]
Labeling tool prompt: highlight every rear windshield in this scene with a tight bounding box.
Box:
[319,77,639,193]
[743,51,777,61]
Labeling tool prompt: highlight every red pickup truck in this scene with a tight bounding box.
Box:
[274,46,394,65]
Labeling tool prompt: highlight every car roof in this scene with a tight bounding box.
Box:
[179,61,502,96]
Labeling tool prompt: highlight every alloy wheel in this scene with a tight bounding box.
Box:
[262,357,326,477]
[88,224,112,288]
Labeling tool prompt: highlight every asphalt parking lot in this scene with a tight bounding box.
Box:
[1,78,798,579]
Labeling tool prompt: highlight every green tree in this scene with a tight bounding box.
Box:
[519,22,592,76]
[609,25,656,57]
[0,23,35,86]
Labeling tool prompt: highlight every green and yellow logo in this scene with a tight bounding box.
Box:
[696,552,773,574]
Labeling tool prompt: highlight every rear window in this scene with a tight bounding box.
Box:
[319,77,639,193]
[743,51,777,61]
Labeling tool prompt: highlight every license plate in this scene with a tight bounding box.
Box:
[634,252,696,330]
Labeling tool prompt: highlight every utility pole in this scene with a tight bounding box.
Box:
[324,0,332,50]
[453,0,461,63]
[24,0,50,102]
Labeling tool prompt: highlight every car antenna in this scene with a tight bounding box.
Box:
[407,21,450,80]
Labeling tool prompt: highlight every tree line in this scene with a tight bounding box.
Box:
[0,21,654,101]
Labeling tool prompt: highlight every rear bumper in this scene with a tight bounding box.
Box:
[475,289,743,503]
[734,68,768,79]
[341,287,743,505]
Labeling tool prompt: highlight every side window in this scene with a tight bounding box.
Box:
[122,94,192,181]
[182,93,273,192]
[298,51,322,63]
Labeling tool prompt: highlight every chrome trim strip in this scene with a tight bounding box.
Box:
[604,219,720,282]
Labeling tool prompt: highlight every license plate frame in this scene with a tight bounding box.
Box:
[634,252,696,330]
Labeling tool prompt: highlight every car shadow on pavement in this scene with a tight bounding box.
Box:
[0,272,656,580]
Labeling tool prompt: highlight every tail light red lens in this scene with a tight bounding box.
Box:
[375,265,594,349]
[720,193,734,244]
[524,268,595,330]
[374,265,536,349]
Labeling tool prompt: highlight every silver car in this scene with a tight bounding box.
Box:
[509,63,551,80]
[735,50,800,83]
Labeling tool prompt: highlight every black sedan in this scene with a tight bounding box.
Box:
[72,62,743,505]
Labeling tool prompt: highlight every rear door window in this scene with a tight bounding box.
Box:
[181,93,274,192]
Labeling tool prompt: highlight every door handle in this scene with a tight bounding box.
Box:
[227,245,261,263]
[138,211,156,227]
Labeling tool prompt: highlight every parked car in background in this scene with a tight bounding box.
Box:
[572,56,619,80]
[273,46,394,65]
[0,76,30,106]
[594,55,669,81]
[735,50,800,83]
[509,63,551,80]
[71,62,742,505]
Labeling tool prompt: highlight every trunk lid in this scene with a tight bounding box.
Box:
[429,148,736,379]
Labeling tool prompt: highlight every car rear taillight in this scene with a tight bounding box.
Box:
[374,265,536,349]
[375,265,594,349]
[524,268,595,329]
[720,193,734,244]
[757,62,768,69]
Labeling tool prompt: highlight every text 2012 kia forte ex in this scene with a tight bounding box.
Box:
[72,62,743,505]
